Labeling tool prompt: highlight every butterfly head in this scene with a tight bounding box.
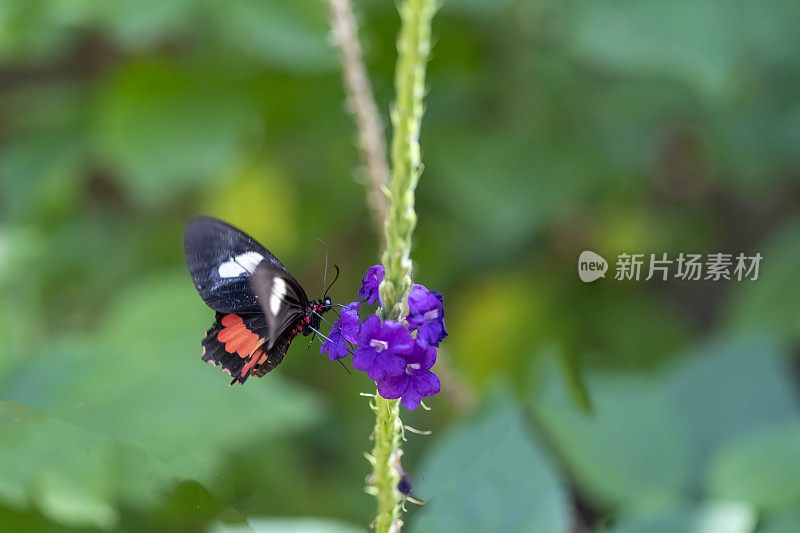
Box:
[302,297,333,335]
[321,296,333,313]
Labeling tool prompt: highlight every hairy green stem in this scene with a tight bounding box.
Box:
[379,0,434,324]
[369,0,435,531]
[368,393,403,532]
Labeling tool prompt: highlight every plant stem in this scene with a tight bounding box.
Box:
[369,393,403,532]
[370,0,435,531]
[379,0,434,323]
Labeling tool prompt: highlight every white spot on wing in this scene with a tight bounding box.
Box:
[270,277,287,316]
[218,251,264,278]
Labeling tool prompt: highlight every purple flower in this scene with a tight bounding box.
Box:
[352,315,413,380]
[406,284,447,346]
[318,324,350,361]
[338,301,361,343]
[359,264,385,305]
[319,301,361,361]
[376,340,440,410]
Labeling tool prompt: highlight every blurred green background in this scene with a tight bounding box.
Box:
[1,0,800,531]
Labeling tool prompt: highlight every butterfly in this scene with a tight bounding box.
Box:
[183,216,336,385]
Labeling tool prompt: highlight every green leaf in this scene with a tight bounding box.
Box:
[725,220,800,344]
[214,517,364,533]
[534,370,691,512]
[566,0,741,100]
[412,398,569,533]
[0,85,88,222]
[427,135,593,259]
[94,60,257,205]
[0,273,323,483]
[96,0,194,50]
[534,336,799,511]
[206,0,335,71]
[0,401,172,529]
[709,422,800,511]
[759,509,800,533]
[607,503,756,533]
[662,337,800,486]
[439,0,515,17]
[0,0,90,62]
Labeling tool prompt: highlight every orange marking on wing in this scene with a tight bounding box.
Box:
[221,314,243,327]
[241,348,264,377]
[217,315,264,357]
[257,352,268,365]
[225,331,250,354]
[217,324,245,343]
[238,334,262,357]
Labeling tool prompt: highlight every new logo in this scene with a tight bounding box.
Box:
[578,251,608,282]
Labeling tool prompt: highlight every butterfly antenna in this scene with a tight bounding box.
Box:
[319,239,329,292]
[323,264,340,299]
[337,358,352,375]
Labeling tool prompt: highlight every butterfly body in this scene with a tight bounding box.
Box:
[184,216,333,384]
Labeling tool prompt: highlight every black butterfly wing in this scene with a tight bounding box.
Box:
[250,334,293,378]
[184,216,288,314]
[202,312,295,384]
[249,262,309,351]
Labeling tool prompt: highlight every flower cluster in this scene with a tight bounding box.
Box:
[320,265,446,409]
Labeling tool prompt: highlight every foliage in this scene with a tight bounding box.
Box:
[413,397,569,532]
[1,0,800,530]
